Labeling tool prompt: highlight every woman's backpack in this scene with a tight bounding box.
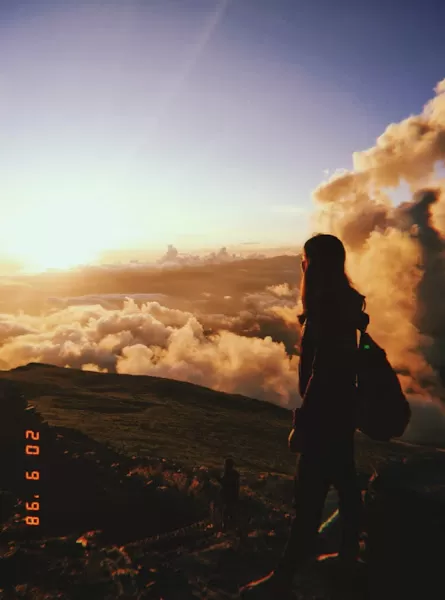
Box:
[356,328,411,442]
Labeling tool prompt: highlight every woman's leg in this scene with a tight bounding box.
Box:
[332,454,362,560]
[276,452,330,579]
[240,453,330,597]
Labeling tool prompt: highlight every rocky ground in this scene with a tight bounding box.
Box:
[0,367,443,599]
[0,416,368,599]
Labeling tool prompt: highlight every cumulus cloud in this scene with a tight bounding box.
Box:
[266,283,295,298]
[311,79,445,416]
[0,299,299,407]
[157,244,250,267]
[47,293,169,310]
[403,397,445,447]
[195,285,301,356]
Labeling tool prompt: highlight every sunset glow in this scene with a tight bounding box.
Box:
[3,198,120,271]
[1,1,445,271]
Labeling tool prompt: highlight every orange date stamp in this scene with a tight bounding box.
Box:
[24,429,40,527]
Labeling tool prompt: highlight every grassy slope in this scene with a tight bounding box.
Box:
[0,363,428,476]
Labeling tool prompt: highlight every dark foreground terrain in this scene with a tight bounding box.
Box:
[0,364,444,599]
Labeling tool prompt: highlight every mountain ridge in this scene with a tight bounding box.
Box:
[0,362,432,475]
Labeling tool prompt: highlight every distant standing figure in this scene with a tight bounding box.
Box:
[219,457,240,531]
[241,234,369,598]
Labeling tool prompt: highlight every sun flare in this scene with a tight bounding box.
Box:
[4,206,111,272]
[8,236,101,272]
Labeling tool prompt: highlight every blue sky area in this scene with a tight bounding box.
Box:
[1,0,445,269]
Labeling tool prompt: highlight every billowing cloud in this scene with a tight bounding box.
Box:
[311,79,445,408]
[266,283,295,298]
[157,244,253,267]
[0,299,299,407]
[403,397,445,447]
[47,293,169,310]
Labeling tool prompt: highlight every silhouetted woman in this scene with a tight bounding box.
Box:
[241,234,369,598]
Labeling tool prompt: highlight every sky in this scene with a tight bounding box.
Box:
[2,0,445,271]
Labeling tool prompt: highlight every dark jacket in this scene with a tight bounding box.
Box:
[293,288,369,451]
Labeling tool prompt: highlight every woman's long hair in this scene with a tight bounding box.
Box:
[300,234,360,315]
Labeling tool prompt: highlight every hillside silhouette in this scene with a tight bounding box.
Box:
[0,364,444,598]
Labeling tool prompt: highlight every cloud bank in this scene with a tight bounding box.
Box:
[0,299,299,407]
[310,79,445,441]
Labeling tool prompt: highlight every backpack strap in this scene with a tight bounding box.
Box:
[356,312,370,356]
